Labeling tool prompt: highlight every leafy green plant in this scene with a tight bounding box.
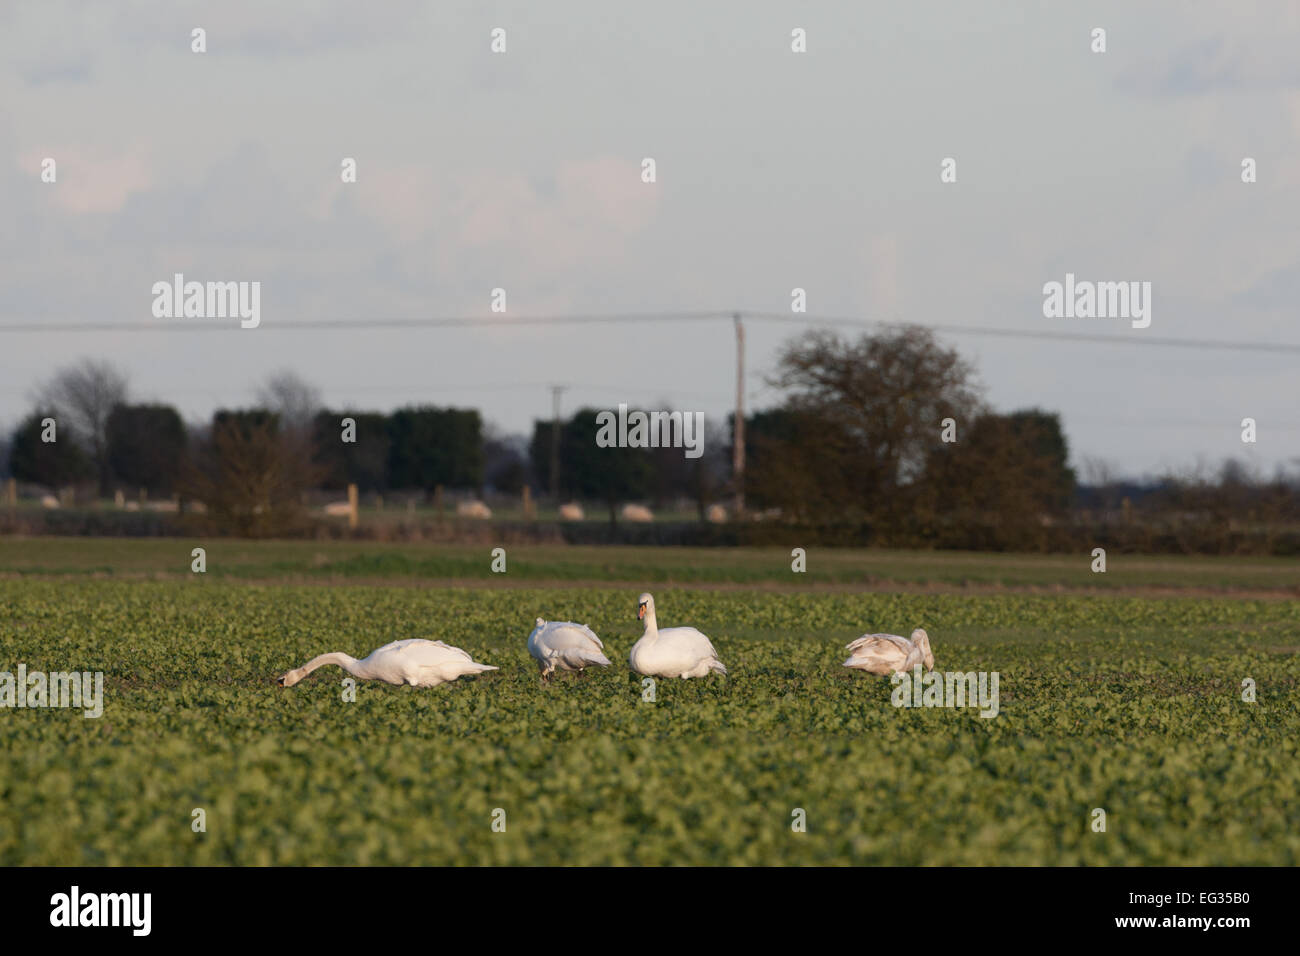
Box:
[1,578,1296,865]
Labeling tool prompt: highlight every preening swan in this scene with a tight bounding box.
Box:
[842,628,934,675]
[277,639,497,688]
[629,592,727,679]
[527,617,612,681]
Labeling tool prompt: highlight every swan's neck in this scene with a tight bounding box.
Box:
[298,652,367,680]
[642,611,660,642]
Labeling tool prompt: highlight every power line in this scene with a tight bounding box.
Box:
[2,308,1297,354]
[0,380,728,400]
[0,311,729,334]
[741,312,1300,354]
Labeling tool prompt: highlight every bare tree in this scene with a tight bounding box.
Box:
[773,327,982,489]
[181,411,321,537]
[753,327,982,523]
[1079,456,1116,488]
[255,370,322,437]
[39,359,129,497]
[254,370,323,498]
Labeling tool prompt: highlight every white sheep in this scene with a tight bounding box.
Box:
[457,500,493,519]
[558,502,585,521]
[621,503,654,523]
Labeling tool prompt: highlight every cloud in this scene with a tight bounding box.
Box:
[172,0,427,57]
[1118,29,1300,97]
[105,141,318,244]
[456,156,660,264]
[17,145,152,215]
[1231,264,1300,311]
[350,154,663,282]
[20,55,93,87]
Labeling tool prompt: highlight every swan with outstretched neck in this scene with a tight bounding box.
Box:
[842,629,934,675]
[277,639,497,688]
[629,592,727,678]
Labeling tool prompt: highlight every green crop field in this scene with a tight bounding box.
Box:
[3,536,1298,594]
[1,540,1298,865]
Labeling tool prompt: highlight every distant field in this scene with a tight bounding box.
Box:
[1,537,1297,595]
[1,577,1297,865]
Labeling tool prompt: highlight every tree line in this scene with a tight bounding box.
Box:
[3,329,1296,549]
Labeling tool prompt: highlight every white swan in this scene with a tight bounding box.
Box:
[629,592,727,678]
[277,638,497,688]
[527,617,612,681]
[842,628,934,675]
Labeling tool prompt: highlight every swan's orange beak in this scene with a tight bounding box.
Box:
[637,604,646,621]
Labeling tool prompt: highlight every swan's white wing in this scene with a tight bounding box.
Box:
[842,648,902,671]
[541,621,605,651]
[554,620,603,649]
[573,622,604,649]
[370,638,425,655]
[402,639,472,663]
[845,633,913,652]
[659,626,721,660]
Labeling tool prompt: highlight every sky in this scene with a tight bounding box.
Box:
[1,0,1298,481]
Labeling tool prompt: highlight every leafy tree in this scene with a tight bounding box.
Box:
[387,406,483,491]
[483,428,529,495]
[106,404,187,495]
[734,408,810,513]
[313,411,391,491]
[921,410,1076,545]
[8,411,93,488]
[529,420,561,497]
[1004,409,1075,510]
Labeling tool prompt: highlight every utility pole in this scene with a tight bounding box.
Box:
[550,385,566,503]
[733,312,745,518]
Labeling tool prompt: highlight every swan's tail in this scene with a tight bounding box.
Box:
[561,649,611,668]
[465,663,498,674]
[709,659,728,676]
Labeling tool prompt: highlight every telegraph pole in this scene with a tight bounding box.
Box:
[733,312,745,518]
[550,385,566,502]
